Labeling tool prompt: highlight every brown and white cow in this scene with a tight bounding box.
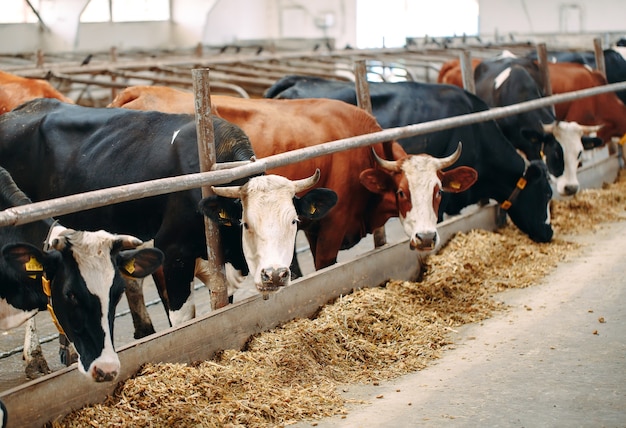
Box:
[109,86,478,271]
[0,70,73,114]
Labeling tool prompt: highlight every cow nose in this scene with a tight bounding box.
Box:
[563,184,579,196]
[411,231,437,251]
[261,267,291,287]
[91,362,119,382]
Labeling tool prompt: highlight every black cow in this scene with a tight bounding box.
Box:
[266,76,554,243]
[473,55,603,196]
[527,48,626,104]
[0,98,334,333]
[0,166,163,381]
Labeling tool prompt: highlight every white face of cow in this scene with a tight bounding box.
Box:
[544,122,602,196]
[239,176,299,293]
[209,171,335,298]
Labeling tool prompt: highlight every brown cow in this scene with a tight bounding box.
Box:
[437,57,626,143]
[109,85,477,269]
[0,71,73,114]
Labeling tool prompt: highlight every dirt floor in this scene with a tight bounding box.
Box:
[292,220,626,428]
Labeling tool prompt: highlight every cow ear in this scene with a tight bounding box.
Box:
[118,248,164,278]
[581,136,604,150]
[198,195,242,227]
[359,168,393,194]
[1,243,49,279]
[439,166,478,193]
[294,188,338,220]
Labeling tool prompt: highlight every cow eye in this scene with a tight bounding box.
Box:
[242,222,249,230]
[397,189,405,198]
[291,218,298,225]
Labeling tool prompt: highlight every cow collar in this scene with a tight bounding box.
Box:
[41,275,65,336]
[41,220,66,336]
[500,176,528,211]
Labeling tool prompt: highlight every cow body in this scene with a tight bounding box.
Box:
[0,99,258,327]
[0,71,73,114]
[0,166,163,381]
[109,87,478,271]
[437,56,626,144]
[526,48,626,104]
[265,76,554,243]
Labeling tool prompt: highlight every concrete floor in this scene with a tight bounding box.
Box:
[294,220,626,428]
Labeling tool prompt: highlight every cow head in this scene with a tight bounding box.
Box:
[501,160,554,243]
[360,142,478,252]
[2,226,164,382]
[541,122,604,196]
[200,171,337,298]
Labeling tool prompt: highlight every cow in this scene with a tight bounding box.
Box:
[0,70,73,114]
[0,98,339,331]
[108,86,479,273]
[199,170,337,298]
[472,56,603,196]
[265,75,554,243]
[0,165,164,381]
[437,56,626,145]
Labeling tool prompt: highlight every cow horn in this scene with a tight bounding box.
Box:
[118,235,144,249]
[293,169,321,193]
[580,124,603,134]
[211,185,242,199]
[372,147,401,172]
[542,122,555,133]
[437,142,463,169]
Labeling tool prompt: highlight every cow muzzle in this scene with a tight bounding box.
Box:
[258,267,291,299]
[410,231,438,252]
[89,358,120,382]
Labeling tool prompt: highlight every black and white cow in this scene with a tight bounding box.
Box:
[0,166,164,381]
[473,55,603,196]
[0,98,336,332]
[266,76,554,243]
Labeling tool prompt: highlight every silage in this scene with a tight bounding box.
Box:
[54,170,626,428]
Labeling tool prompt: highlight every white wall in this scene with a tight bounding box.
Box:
[478,0,625,37]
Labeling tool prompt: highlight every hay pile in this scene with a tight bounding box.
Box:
[54,171,626,428]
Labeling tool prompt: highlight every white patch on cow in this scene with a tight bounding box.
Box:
[494,67,512,91]
[60,229,121,378]
[549,121,586,196]
[225,263,259,302]
[239,175,298,289]
[0,298,37,330]
[613,46,626,61]
[399,155,442,251]
[583,64,594,72]
[170,129,181,145]
[169,292,195,327]
[495,50,518,59]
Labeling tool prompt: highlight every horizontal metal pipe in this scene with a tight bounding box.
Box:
[0,80,624,227]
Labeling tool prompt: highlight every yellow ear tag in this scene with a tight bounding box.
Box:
[309,205,317,215]
[619,133,626,146]
[450,181,461,190]
[218,209,232,226]
[25,256,43,272]
[124,258,136,275]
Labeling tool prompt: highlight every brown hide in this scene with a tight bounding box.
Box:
[0,71,73,114]
[109,86,406,270]
[436,58,626,142]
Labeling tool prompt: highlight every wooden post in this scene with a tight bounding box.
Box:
[535,43,554,116]
[460,51,475,94]
[593,38,606,79]
[191,68,229,310]
[354,60,387,248]
[110,47,118,101]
